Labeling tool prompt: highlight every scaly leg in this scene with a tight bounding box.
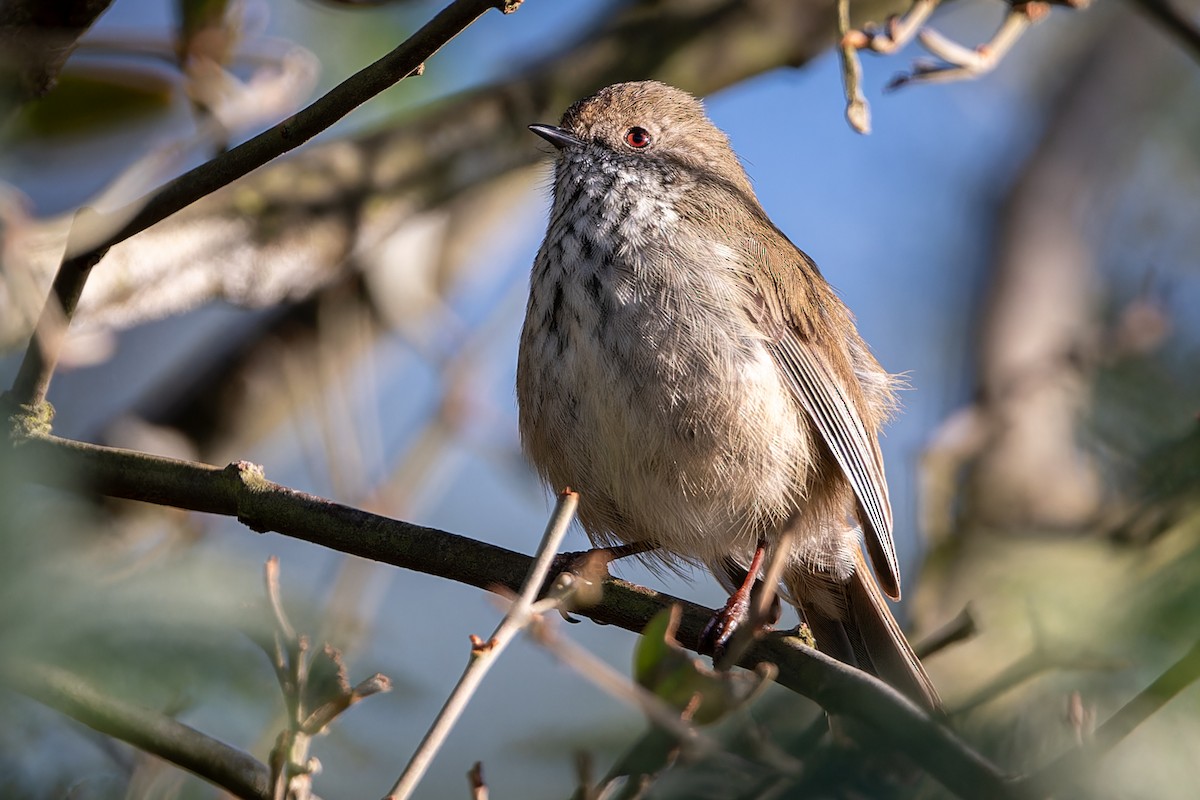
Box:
[701,538,769,661]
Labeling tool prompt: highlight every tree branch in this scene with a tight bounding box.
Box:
[11,431,1015,800]
[0,0,115,113]
[1130,0,1200,63]
[1017,638,1200,797]
[385,490,577,800]
[4,0,518,408]
[2,659,271,800]
[99,0,519,255]
[0,0,915,351]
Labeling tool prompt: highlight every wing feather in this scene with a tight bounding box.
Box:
[767,330,901,599]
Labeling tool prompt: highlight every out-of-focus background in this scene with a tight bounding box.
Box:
[2,0,1198,797]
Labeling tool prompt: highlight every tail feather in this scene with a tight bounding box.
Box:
[789,549,941,712]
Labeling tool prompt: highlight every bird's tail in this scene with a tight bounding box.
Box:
[786,548,941,712]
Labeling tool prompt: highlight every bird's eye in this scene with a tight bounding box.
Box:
[623,126,652,149]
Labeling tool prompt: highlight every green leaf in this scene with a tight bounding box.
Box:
[634,606,773,727]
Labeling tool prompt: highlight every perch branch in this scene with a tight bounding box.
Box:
[9,431,1018,800]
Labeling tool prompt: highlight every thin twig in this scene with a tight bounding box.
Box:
[252,558,391,799]
[94,0,515,254]
[837,0,872,133]
[2,659,271,800]
[384,489,578,800]
[7,225,106,406]
[887,1,1056,89]
[859,0,942,54]
[263,557,316,800]
[530,606,721,753]
[265,556,298,644]
[951,643,1124,717]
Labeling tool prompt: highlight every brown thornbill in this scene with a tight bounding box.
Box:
[516,81,939,710]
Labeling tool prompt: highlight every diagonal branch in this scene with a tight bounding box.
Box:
[1130,0,1200,63]
[1017,638,1200,796]
[4,0,519,409]
[2,659,271,800]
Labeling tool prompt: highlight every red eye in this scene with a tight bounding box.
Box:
[624,126,652,149]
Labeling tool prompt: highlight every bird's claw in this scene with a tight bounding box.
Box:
[701,590,753,663]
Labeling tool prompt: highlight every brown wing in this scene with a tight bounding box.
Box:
[675,173,900,597]
[741,233,901,599]
[767,329,900,598]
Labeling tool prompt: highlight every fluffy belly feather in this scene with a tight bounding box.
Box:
[518,244,813,567]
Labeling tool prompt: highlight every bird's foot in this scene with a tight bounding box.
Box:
[701,585,755,662]
[550,541,656,584]
[702,538,781,665]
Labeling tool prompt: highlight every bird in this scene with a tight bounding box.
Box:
[516,80,939,710]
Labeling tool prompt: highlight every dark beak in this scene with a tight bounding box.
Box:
[528,124,583,150]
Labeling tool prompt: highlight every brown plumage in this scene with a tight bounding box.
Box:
[517,81,938,710]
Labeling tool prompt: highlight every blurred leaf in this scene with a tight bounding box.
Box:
[10,66,173,139]
[634,607,768,727]
[302,644,351,719]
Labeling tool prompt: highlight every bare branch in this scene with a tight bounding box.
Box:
[1130,0,1200,63]
[255,557,392,799]
[384,489,578,800]
[530,605,730,756]
[1,0,915,349]
[914,605,979,659]
[856,0,941,54]
[951,643,1125,717]
[1018,638,1200,796]
[11,432,1016,800]
[2,659,271,800]
[888,2,1046,89]
[837,0,872,133]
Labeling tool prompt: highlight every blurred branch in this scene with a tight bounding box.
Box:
[837,0,872,133]
[1,0,912,348]
[385,490,577,800]
[1018,638,1200,796]
[855,0,940,54]
[927,13,1172,533]
[951,643,1125,717]
[1131,0,1200,62]
[7,218,106,408]
[0,0,114,114]
[886,1,1073,90]
[3,0,518,409]
[531,604,733,758]
[1,659,271,800]
[914,605,979,659]
[12,431,1018,800]
[84,0,518,256]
